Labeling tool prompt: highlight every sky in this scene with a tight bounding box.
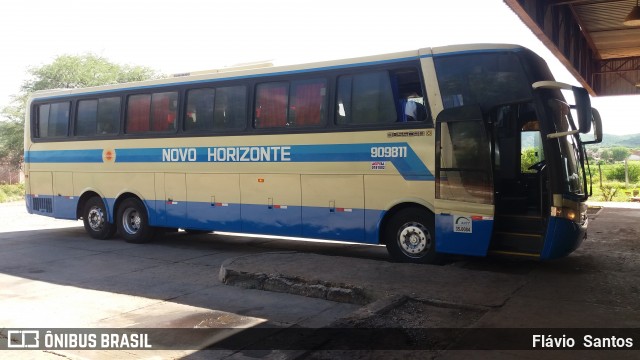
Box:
[0,0,637,135]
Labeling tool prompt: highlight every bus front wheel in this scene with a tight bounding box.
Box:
[117,198,155,243]
[83,196,116,240]
[384,208,439,264]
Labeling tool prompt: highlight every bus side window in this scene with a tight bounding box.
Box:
[126,92,177,133]
[126,95,151,133]
[289,78,326,127]
[77,100,98,136]
[151,92,177,131]
[336,68,430,126]
[77,97,120,136]
[36,102,70,138]
[214,85,246,130]
[186,88,215,131]
[37,104,51,138]
[97,97,121,135]
[393,68,430,124]
[255,82,288,128]
[185,86,247,132]
[254,80,326,129]
[336,71,396,125]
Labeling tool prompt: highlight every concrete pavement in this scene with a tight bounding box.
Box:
[1,200,639,358]
[219,205,640,357]
[0,202,361,359]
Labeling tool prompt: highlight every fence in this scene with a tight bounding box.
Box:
[0,163,23,184]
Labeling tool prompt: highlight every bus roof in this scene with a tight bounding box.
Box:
[29,44,526,102]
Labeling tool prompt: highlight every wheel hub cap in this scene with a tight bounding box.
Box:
[123,209,141,234]
[398,223,430,255]
[88,207,104,231]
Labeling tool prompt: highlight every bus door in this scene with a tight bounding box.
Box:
[489,102,549,256]
[434,105,495,256]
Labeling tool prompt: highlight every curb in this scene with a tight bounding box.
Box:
[220,257,373,305]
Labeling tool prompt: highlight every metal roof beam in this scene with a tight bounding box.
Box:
[593,57,640,95]
[506,0,599,95]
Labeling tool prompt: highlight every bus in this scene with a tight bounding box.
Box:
[24,44,602,264]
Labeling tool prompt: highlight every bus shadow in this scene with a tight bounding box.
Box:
[4,220,637,355]
[0,226,394,327]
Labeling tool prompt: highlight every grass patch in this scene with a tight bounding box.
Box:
[0,183,25,203]
[587,161,640,201]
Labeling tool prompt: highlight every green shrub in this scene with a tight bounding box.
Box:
[599,183,619,201]
[0,183,25,203]
[521,148,540,173]
[606,163,640,183]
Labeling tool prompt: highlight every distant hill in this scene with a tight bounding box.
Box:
[522,133,640,149]
[587,133,640,148]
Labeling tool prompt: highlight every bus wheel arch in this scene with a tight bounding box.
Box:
[114,194,156,243]
[380,204,439,264]
[79,192,116,240]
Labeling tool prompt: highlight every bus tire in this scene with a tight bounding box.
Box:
[117,198,156,243]
[82,196,116,240]
[384,207,438,264]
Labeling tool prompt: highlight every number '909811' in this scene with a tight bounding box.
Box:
[370,146,407,158]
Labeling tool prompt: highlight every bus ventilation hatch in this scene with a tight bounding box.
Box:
[32,198,53,213]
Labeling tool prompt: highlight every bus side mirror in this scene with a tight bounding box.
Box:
[532,81,592,133]
[572,86,592,134]
[582,107,603,144]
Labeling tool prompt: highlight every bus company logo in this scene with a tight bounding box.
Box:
[5,329,153,350]
[371,161,386,170]
[7,330,40,348]
[102,149,116,163]
[387,130,426,138]
[453,215,472,233]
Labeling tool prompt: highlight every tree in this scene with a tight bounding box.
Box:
[20,54,159,93]
[521,148,539,173]
[0,116,25,169]
[610,147,631,162]
[0,54,160,170]
[0,93,29,170]
[600,149,612,163]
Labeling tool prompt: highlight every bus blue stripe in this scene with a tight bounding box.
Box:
[25,142,433,180]
[25,149,103,163]
[26,143,433,181]
[29,193,384,245]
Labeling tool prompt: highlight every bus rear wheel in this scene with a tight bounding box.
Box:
[83,196,116,240]
[117,198,156,243]
[384,208,438,264]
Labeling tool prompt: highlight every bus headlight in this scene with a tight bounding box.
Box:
[551,206,578,222]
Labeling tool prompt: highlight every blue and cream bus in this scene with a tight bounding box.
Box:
[24,44,602,263]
